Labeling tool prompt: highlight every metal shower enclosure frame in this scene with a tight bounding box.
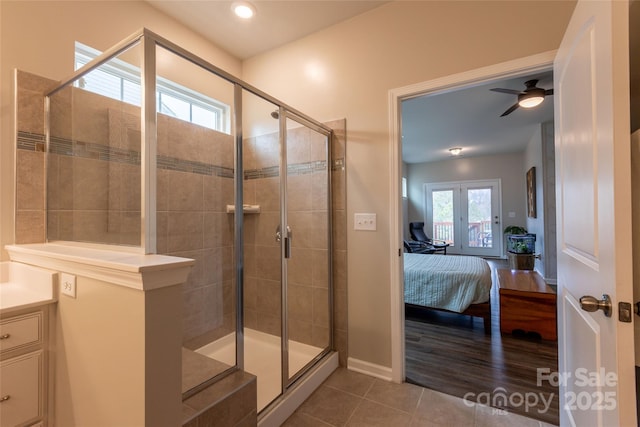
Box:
[44,28,335,399]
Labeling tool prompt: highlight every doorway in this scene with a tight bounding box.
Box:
[388,52,560,422]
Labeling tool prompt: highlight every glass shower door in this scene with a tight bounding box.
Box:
[283,113,332,386]
[241,90,283,412]
[237,96,332,411]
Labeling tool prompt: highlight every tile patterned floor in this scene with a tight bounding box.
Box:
[283,368,558,427]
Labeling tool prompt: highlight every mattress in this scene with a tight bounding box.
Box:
[403,253,492,313]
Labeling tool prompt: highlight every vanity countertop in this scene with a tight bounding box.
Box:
[0,262,57,314]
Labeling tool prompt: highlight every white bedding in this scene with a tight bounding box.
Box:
[403,253,491,313]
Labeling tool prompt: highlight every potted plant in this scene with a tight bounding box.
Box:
[504,225,527,235]
[504,226,536,269]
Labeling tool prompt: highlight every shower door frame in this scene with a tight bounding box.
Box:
[278,109,334,397]
[46,28,336,403]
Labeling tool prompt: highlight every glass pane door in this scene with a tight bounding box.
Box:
[283,113,331,386]
[430,189,456,246]
[461,182,501,257]
[425,180,502,256]
[241,90,283,412]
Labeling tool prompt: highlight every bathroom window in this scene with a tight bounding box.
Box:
[74,42,230,133]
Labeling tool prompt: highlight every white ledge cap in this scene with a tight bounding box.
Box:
[6,243,195,291]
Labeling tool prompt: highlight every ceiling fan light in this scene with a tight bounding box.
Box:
[232,1,256,19]
[449,147,462,156]
[518,95,544,108]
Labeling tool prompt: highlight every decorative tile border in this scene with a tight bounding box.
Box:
[16,131,45,152]
[17,131,341,180]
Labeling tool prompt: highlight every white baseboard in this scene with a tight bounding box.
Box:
[347,357,393,382]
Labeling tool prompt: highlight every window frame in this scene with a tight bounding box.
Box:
[75,42,230,133]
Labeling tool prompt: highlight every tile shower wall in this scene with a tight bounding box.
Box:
[17,70,237,348]
[15,71,53,243]
[47,85,142,246]
[156,115,236,349]
[15,70,347,366]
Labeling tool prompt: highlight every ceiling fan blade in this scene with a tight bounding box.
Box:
[545,88,554,96]
[490,88,523,95]
[500,103,520,117]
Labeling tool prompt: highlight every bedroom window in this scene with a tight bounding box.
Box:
[424,179,502,257]
[74,42,230,133]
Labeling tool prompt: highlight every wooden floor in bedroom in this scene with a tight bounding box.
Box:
[404,259,560,426]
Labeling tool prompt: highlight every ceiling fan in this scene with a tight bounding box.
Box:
[490,79,554,117]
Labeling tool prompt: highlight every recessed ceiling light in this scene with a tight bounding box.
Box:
[449,147,462,156]
[232,1,256,19]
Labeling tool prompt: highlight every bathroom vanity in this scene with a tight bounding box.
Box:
[0,262,57,427]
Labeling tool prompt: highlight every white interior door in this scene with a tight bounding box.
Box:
[554,1,635,426]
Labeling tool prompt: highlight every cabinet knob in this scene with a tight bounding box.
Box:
[0,395,10,402]
[0,334,10,340]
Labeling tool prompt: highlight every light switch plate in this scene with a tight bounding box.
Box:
[354,213,376,231]
[61,273,77,298]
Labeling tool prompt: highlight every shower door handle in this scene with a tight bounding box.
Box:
[284,226,292,259]
[276,225,293,258]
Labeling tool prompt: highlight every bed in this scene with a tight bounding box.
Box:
[404,253,492,333]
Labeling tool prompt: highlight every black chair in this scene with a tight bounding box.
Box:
[403,240,436,254]
[409,222,449,255]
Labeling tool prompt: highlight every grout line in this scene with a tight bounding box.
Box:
[412,387,425,415]
[298,412,337,427]
[343,394,364,427]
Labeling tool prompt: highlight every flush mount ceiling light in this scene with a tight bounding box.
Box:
[449,147,462,156]
[231,1,256,19]
[518,91,545,109]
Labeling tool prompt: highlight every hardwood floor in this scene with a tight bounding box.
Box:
[404,259,559,425]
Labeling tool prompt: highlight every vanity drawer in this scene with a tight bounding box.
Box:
[0,350,43,427]
[0,312,42,353]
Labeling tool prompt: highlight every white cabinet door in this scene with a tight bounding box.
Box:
[0,350,43,427]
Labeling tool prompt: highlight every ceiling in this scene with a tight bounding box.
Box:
[146,0,388,60]
[401,72,555,164]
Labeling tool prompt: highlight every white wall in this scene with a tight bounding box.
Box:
[524,125,545,274]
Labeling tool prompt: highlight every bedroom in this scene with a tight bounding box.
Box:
[400,71,559,423]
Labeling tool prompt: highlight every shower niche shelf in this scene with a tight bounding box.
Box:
[226,204,261,214]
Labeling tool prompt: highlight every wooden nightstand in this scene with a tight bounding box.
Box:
[497,269,557,341]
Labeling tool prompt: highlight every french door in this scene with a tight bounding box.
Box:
[424,179,502,257]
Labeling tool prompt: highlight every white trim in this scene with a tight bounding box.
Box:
[5,243,193,291]
[347,357,393,382]
[388,50,556,383]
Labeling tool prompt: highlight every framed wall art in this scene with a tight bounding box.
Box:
[527,167,536,218]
